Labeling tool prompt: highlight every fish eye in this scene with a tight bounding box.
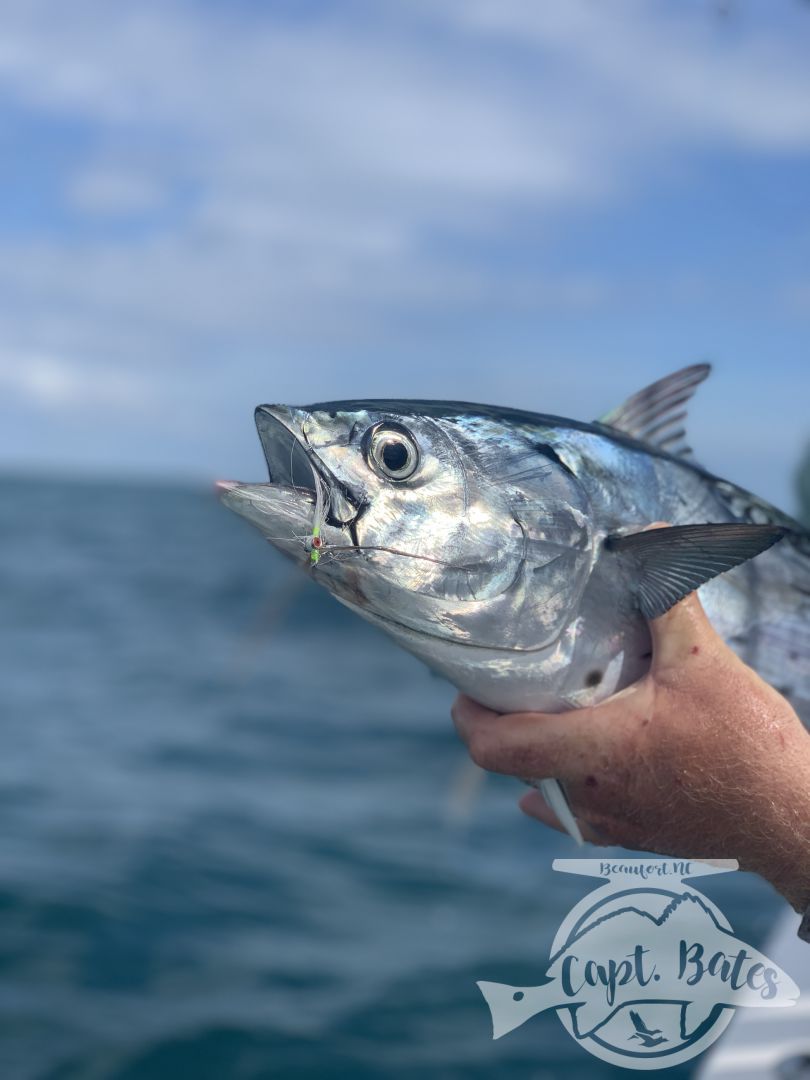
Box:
[367,424,420,481]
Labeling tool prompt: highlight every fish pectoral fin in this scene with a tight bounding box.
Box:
[606,523,787,619]
[597,363,710,459]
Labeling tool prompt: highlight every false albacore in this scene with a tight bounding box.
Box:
[218,365,810,841]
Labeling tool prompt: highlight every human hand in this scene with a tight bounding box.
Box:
[451,590,810,912]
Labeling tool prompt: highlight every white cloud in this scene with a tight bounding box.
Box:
[1,0,807,305]
[0,0,807,488]
[427,0,810,148]
[0,351,152,410]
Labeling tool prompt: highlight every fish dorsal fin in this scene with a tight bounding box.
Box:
[606,522,787,619]
[598,363,711,458]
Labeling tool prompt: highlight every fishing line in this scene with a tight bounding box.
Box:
[322,543,484,571]
[260,532,314,544]
[260,452,469,573]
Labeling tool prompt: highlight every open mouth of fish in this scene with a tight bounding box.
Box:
[253,406,322,494]
[216,407,358,553]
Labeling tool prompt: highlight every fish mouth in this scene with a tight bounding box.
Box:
[254,405,358,525]
[254,405,320,493]
[216,405,359,555]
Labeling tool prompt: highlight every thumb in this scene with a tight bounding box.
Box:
[648,589,722,672]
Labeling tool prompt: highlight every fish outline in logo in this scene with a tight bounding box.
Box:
[476,859,800,1070]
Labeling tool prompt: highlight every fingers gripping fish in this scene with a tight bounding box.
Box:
[218,366,810,842]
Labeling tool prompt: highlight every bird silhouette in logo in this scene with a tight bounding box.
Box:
[627,1010,669,1048]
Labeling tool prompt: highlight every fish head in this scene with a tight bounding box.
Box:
[220,401,593,649]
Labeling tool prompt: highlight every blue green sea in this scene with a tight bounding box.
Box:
[0,474,784,1078]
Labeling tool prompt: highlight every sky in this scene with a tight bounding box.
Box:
[1,0,809,512]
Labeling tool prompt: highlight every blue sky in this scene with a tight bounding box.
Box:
[1,0,809,512]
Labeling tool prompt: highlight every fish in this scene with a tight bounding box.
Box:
[218,365,810,840]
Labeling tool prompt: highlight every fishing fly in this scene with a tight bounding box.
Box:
[306,466,328,566]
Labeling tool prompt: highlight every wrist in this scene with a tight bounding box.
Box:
[744,748,810,913]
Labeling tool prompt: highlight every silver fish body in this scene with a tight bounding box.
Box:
[219,372,810,726]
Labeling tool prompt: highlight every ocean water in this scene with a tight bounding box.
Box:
[0,475,784,1079]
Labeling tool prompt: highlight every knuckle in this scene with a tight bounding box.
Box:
[467,730,531,774]
[500,745,541,778]
[467,730,496,769]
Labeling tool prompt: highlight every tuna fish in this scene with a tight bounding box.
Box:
[218,365,810,840]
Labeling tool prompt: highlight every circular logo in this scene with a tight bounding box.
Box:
[476,860,798,1072]
[550,881,734,1069]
